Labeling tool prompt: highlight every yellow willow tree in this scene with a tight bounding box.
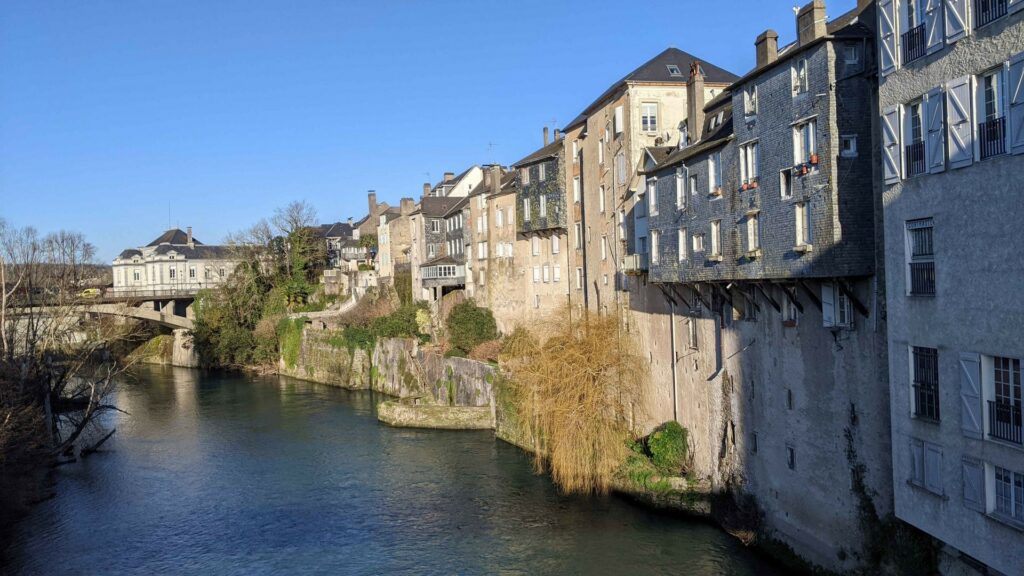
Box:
[501,305,648,495]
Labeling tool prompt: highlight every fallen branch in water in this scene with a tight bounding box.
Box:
[81,428,116,457]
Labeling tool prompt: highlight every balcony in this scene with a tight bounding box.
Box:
[979,117,1006,159]
[913,384,940,422]
[974,0,1008,28]
[909,262,935,296]
[988,401,1023,445]
[623,253,648,276]
[901,24,926,64]
[905,140,925,177]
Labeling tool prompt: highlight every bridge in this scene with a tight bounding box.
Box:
[13,288,199,330]
[15,302,193,330]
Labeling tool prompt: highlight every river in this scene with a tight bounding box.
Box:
[3,366,783,575]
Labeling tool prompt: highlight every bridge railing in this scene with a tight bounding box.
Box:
[104,288,201,300]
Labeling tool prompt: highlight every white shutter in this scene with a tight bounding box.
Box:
[1009,52,1024,155]
[960,352,983,439]
[821,282,836,327]
[924,444,943,494]
[614,105,624,135]
[926,88,946,173]
[925,0,945,54]
[944,0,969,43]
[878,0,898,75]
[962,459,985,512]
[882,105,902,183]
[946,76,975,169]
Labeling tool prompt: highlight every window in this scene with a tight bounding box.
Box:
[906,219,934,295]
[133,270,140,281]
[667,64,682,77]
[539,194,547,218]
[599,138,605,164]
[844,44,860,65]
[780,168,793,198]
[746,213,760,252]
[689,174,698,195]
[740,141,759,184]
[219,267,225,278]
[575,267,583,290]
[539,163,546,181]
[189,267,196,279]
[978,68,1007,159]
[477,242,488,260]
[744,86,758,116]
[795,202,812,248]
[521,167,530,185]
[782,290,799,326]
[523,198,531,222]
[599,185,606,213]
[995,466,1024,522]
[787,389,794,410]
[553,266,561,282]
[543,264,550,283]
[618,210,626,240]
[678,229,687,262]
[650,230,660,265]
[431,219,440,233]
[615,152,626,186]
[692,234,705,252]
[574,223,583,250]
[572,140,578,162]
[687,318,698,349]
[910,438,943,495]
[912,346,940,421]
[573,176,581,203]
[840,135,858,158]
[496,209,504,228]
[786,446,796,470]
[428,244,436,258]
[991,356,1022,445]
[975,0,1010,28]
[614,105,624,134]
[905,100,925,177]
[531,236,540,256]
[534,294,540,309]
[901,0,927,63]
[675,169,685,209]
[793,59,808,95]
[641,102,658,132]
[821,282,853,328]
[708,152,722,194]
[647,179,658,216]
[533,266,540,283]
[710,220,722,257]
[551,235,560,254]
[601,235,608,260]
[751,433,758,454]
[793,119,817,164]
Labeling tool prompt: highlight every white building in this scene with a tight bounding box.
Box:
[111,228,239,295]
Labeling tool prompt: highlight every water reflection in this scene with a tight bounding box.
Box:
[4,366,781,576]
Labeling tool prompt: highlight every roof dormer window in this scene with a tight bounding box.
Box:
[667,64,682,77]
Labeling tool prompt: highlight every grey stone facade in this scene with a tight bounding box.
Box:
[515,142,567,234]
[878,4,1024,574]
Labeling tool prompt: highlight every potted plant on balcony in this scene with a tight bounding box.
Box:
[750,179,759,189]
[741,182,750,191]
[809,153,819,165]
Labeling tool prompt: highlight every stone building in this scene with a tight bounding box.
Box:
[638,1,893,571]
[514,129,571,322]
[112,228,239,295]
[876,0,1024,572]
[376,197,416,282]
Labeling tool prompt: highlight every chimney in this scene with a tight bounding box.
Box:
[489,165,501,197]
[186,226,193,248]
[554,128,561,141]
[687,61,706,144]
[367,190,377,218]
[797,0,827,47]
[423,182,432,198]
[543,126,550,146]
[347,217,353,228]
[755,30,779,68]
[400,198,415,216]
[443,172,454,182]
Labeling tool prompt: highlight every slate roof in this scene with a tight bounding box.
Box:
[152,244,232,259]
[443,196,470,218]
[430,166,476,196]
[513,140,561,167]
[117,249,142,259]
[315,222,355,239]
[147,229,202,247]
[419,196,466,218]
[648,101,735,172]
[421,255,459,267]
[564,47,740,129]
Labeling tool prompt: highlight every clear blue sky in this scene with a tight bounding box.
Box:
[0,0,856,261]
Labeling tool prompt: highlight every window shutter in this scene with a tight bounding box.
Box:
[1009,52,1024,155]
[959,352,983,439]
[821,282,836,327]
[962,459,985,512]
[882,105,902,184]
[925,0,945,54]
[946,76,974,169]
[924,444,943,494]
[614,105,624,134]
[944,0,968,43]
[878,0,898,75]
[926,88,947,173]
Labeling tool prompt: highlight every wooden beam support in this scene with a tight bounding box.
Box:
[656,283,677,307]
[712,282,733,307]
[734,283,761,313]
[754,282,781,313]
[688,283,711,310]
[669,285,692,309]
[838,280,870,319]
[797,279,822,312]
[780,284,804,313]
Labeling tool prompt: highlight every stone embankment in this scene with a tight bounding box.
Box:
[133,329,198,368]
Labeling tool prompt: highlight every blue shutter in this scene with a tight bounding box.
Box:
[960,352,983,439]
[946,76,974,169]
[1009,52,1024,155]
[926,88,947,173]
[962,459,985,512]
[944,0,969,43]
[878,0,899,75]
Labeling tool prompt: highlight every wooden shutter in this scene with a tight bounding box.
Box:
[960,352,983,439]
[926,88,946,173]
[962,459,985,512]
[946,76,974,169]
[614,105,624,135]
[944,0,969,43]
[925,0,945,54]
[821,282,836,327]
[882,105,902,183]
[924,444,943,494]
[1009,52,1024,155]
[878,0,898,76]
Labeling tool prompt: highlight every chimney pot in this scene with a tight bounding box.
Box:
[554,128,561,141]
[400,198,415,216]
[443,172,454,182]
[755,29,780,68]
[797,0,827,47]
[543,126,550,146]
[489,165,501,197]
[186,226,193,248]
[686,61,706,144]
[423,182,432,197]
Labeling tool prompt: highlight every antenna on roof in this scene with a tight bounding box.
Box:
[167,201,171,231]
[487,141,497,164]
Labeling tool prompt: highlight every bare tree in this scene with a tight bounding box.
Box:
[271,201,320,279]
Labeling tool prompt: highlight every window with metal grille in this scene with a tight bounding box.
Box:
[995,466,1024,522]
[990,356,1023,445]
[906,219,935,295]
[979,69,1007,159]
[974,0,1008,28]
[912,346,940,421]
[905,101,926,177]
